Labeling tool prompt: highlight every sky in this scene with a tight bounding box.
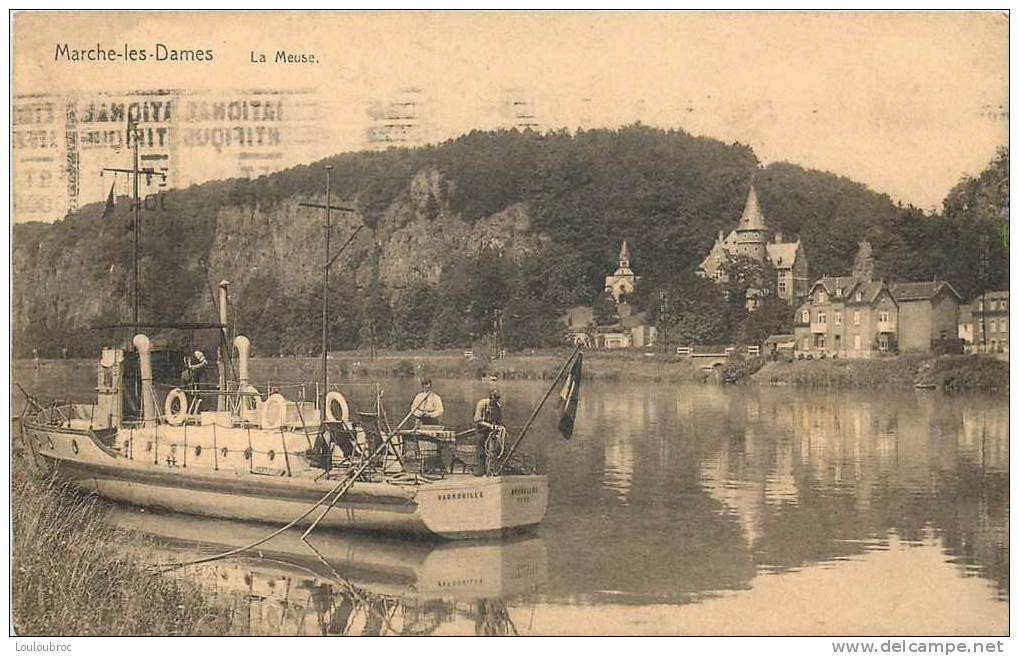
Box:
[12,11,1009,221]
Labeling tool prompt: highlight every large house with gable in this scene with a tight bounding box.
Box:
[697,186,809,306]
[793,242,961,357]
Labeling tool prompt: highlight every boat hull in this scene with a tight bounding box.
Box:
[20,421,548,540]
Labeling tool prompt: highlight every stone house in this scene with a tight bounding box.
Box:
[794,277,899,357]
[969,290,1009,354]
[697,186,809,306]
[890,281,962,352]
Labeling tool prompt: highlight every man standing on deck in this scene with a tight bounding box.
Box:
[411,378,444,426]
[182,350,209,410]
[473,388,503,476]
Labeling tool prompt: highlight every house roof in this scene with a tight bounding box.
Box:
[764,333,796,344]
[851,281,890,304]
[766,241,800,268]
[811,276,857,298]
[890,281,961,302]
[737,186,768,232]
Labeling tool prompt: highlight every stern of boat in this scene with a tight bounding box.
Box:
[416,474,548,539]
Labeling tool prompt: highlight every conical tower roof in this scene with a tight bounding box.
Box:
[619,240,631,261]
[737,186,768,232]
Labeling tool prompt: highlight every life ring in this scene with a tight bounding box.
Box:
[324,391,350,425]
[164,388,188,426]
[260,393,288,430]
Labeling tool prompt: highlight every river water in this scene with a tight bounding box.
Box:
[13,359,1009,635]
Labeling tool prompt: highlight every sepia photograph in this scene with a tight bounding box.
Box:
[8,10,1010,641]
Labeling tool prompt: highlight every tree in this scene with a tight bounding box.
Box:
[740,296,792,345]
[592,291,618,326]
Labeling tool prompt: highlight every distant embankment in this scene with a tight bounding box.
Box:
[254,349,710,383]
[753,354,1008,394]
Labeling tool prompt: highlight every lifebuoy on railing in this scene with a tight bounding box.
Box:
[164,388,188,426]
[324,391,350,426]
[260,393,288,430]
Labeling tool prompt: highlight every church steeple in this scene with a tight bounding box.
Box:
[618,240,631,269]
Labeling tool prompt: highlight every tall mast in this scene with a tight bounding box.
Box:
[101,114,166,325]
[299,167,359,427]
[132,117,140,324]
[322,165,332,424]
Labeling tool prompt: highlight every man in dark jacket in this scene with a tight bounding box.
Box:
[472,388,503,475]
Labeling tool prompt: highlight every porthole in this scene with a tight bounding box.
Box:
[71,439,79,455]
[267,450,276,461]
[243,447,253,461]
[194,445,202,457]
[221,447,229,458]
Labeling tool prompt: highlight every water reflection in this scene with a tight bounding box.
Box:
[109,507,547,636]
[15,361,1008,634]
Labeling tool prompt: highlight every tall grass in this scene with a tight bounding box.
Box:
[11,462,232,635]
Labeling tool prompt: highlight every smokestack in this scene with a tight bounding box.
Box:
[132,334,156,427]
[234,335,250,388]
[218,280,230,325]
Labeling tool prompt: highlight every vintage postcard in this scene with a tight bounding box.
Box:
[9,10,1009,642]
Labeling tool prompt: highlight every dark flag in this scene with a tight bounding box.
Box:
[556,351,583,439]
[101,182,116,219]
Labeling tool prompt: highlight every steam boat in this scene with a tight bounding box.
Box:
[18,326,551,539]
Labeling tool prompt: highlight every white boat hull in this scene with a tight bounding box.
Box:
[21,421,548,540]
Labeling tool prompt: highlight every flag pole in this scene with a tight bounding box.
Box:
[498,344,581,473]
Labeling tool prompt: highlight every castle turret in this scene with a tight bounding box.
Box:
[735,186,768,261]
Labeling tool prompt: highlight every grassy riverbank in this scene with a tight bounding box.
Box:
[753,354,1009,393]
[11,460,231,636]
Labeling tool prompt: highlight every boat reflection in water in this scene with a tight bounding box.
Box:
[108,507,548,635]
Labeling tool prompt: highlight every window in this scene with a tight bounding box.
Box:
[818,291,827,304]
[836,287,843,297]
[879,334,889,351]
[990,320,997,333]
[778,281,787,295]
[878,311,889,323]
[1001,300,1008,310]
[818,311,826,324]
[853,311,860,326]
[1002,319,1008,333]
[989,300,997,311]
[814,334,826,348]
[855,291,862,302]
[801,310,810,323]
[854,335,861,350]
[834,312,842,326]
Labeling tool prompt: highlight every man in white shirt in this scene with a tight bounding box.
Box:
[410,378,444,426]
